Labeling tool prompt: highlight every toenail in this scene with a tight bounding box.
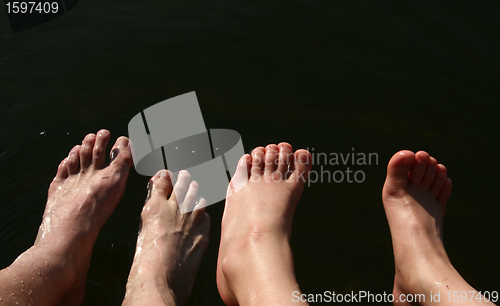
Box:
[119,137,130,147]
[111,148,119,161]
[298,152,310,165]
[160,170,167,178]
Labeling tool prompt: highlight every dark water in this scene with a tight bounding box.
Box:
[1,0,499,304]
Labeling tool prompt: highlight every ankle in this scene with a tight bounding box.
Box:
[124,276,177,306]
[221,231,296,291]
[6,246,80,303]
[395,258,456,297]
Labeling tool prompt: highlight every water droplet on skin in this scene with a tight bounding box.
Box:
[20,289,23,293]
[10,293,14,296]
[15,302,18,305]
[45,261,48,267]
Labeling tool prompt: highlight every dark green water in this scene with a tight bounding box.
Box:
[1,0,499,305]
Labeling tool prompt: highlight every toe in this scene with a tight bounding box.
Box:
[93,129,110,169]
[384,150,415,195]
[79,133,96,170]
[228,154,250,197]
[109,136,133,172]
[54,157,69,181]
[408,151,429,187]
[192,198,209,222]
[264,144,279,174]
[250,147,265,178]
[198,211,211,237]
[232,154,251,181]
[288,149,312,185]
[67,145,82,175]
[181,180,200,213]
[172,170,192,206]
[151,170,174,199]
[437,178,452,205]
[430,164,448,197]
[277,142,293,177]
[421,157,438,190]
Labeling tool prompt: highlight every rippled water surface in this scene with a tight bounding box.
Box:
[1,0,499,305]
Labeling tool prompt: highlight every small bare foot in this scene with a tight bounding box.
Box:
[0,130,133,306]
[383,150,496,306]
[217,143,311,306]
[123,170,210,306]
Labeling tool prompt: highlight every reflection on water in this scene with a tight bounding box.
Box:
[1,0,499,305]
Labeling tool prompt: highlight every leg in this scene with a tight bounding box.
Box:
[217,143,312,306]
[383,150,496,306]
[0,130,132,306]
[123,170,210,306]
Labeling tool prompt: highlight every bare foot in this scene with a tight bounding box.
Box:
[383,150,496,306]
[0,130,132,306]
[217,143,311,306]
[123,170,210,306]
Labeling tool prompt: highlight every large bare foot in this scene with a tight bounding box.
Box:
[383,150,496,306]
[123,170,210,306]
[0,130,133,306]
[217,143,311,306]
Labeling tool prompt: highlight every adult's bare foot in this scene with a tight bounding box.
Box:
[0,129,133,306]
[123,170,210,306]
[383,150,496,306]
[217,143,311,306]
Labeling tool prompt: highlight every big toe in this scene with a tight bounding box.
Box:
[143,170,174,214]
[150,170,174,200]
[384,150,416,196]
[227,154,250,197]
[109,136,133,172]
